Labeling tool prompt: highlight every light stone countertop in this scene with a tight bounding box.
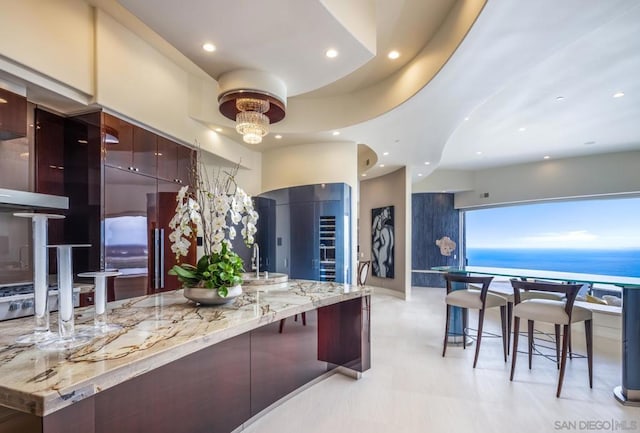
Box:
[0,280,372,417]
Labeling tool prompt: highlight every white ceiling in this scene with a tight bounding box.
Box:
[438,0,640,171]
[343,0,640,180]
[39,0,640,183]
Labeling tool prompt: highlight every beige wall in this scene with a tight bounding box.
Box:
[94,10,261,173]
[261,141,358,193]
[0,0,94,96]
[0,1,261,178]
[413,169,474,193]
[262,140,358,283]
[359,167,411,299]
[454,150,640,209]
[199,151,262,197]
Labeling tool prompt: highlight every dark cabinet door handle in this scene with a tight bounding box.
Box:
[160,228,165,289]
[154,228,161,290]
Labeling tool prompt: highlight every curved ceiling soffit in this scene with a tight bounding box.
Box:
[437,0,640,172]
[357,143,378,176]
[278,0,487,134]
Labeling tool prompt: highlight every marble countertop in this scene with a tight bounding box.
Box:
[0,280,371,417]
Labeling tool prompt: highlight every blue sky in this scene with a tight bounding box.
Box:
[465,197,640,249]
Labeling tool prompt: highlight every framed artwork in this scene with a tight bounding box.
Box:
[371,206,395,278]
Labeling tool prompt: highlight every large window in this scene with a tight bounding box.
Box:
[465,197,640,277]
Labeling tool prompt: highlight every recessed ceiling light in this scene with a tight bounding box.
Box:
[275,134,282,139]
[202,43,216,52]
[555,96,565,102]
[383,152,389,156]
[543,155,550,159]
[476,151,483,155]
[424,161,430,165]
[361,173,367,177]
[325,48,338,58]
[77,139,88,144]
[332,131,340,136]
[418,173,423,177]
[518,127,526,132]
[584,140,596,145]
[379,164,385,168]
[613,92,625,98]
[387,50,400,60]
[215,127,223,132]
[464,117,470,121]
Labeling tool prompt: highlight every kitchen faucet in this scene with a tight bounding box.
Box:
[252,243,260,278]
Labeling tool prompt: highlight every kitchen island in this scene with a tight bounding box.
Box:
[0,280,371,433]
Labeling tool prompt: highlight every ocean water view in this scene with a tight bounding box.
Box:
[466,248,640,278]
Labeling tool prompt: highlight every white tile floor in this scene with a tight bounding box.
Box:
[243,287,640,433]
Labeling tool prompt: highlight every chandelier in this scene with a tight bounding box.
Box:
[217,70,287,146]
[235,98,270,144]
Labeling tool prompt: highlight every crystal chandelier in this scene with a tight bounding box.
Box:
[217,70,287,145]
[235,98,270,144]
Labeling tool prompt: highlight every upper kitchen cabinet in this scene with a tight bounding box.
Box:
[102,112,133,170]
[177,144,195,186]
[35,108,65,197]
[133,125,157,176]
[0,88,27,140]
[102,113,157,177]
[157,136,194,185]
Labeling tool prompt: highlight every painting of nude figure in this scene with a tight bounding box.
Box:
[371,206,394,278]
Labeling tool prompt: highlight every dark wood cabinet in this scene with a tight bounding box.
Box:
[156,136,177,182]
[177,144,194,185]
[102,112,133,171]
[103,166,157,299]
[132,125,156,176]
[156,182,196,292]
[34,109,66,256]
[29,111,194,299]
[102,113,157,177]
[1,296,370,433]
[35,109,65,197]
[0,88,27,140]
[157,136,194,185]
[102,118,196,298]
[64,112,102,275]
[32,109,103,276]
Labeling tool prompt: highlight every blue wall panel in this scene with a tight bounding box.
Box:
[411,193,460,288]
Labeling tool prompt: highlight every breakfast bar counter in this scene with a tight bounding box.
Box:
[0,280,371,433]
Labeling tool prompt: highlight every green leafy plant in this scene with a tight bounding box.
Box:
[169,242,245,297]
[167,155,258,299]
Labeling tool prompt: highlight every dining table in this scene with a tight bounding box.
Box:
[425,265,640,406]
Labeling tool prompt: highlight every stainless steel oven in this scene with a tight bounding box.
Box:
[0,283,80,321]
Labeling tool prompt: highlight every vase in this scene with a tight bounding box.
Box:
[183,284,242,305]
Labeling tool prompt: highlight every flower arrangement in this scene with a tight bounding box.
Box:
[168,156,258,297]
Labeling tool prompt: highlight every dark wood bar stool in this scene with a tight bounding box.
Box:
[279,312,306,333]
[442,274,508,368]
[509,279,593,397]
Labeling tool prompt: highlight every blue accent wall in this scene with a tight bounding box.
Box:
[257,183,351,284]
[412,193,460,287]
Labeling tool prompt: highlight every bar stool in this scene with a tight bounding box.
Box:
[509,279,593,397]
[442,274,508,368]
[488,279,564,355]
[357,260,371,286]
